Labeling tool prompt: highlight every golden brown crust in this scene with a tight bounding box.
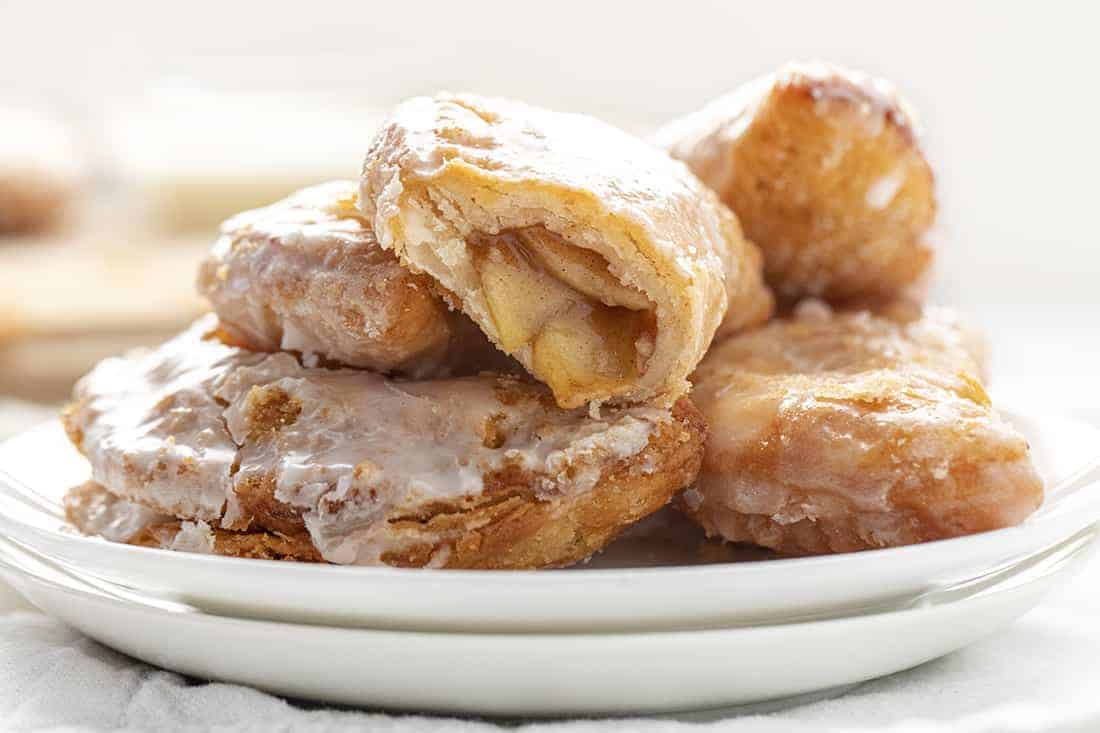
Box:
[134,521,324,562]
[658,62,936,304]
[684,304,1042,555]
[65,399,705,569]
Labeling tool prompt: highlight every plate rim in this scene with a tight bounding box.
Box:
[3,522,1090,641]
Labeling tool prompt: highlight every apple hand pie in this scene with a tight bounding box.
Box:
[360,93,772,409]
[684,302,1042,555]
[62,316,706,568]
[197,180,513,378]
[656,61,936,305]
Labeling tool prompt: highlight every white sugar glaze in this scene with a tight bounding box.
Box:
[67,316,671,564]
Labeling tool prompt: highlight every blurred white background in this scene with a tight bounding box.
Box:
[1,0,1097,409]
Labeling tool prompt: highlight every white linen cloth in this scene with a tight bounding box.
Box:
[1,404,1098,732]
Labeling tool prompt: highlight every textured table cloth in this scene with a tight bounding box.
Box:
[1,402,1098,732]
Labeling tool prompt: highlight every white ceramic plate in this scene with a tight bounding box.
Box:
[1,409,1098,632]
[1,525,1093,717]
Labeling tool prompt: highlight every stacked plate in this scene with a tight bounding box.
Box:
[1,407,1098,717]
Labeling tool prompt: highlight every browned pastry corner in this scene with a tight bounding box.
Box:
[657,61,936,305]
[64,481,323,562]
[683,301,1042,555]
[0,237,209,401]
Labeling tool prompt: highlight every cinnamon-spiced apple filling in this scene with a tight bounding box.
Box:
[468,227,656,404]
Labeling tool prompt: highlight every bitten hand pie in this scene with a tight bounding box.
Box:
[683,302,1042,555]
[197,180,511,377]
[63,316,706,568]
[656,61,936,304]
[360,93,772,409]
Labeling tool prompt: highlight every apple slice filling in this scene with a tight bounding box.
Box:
[469,227,655,405]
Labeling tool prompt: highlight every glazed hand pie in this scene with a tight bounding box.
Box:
[656,61,936,304]
[197,180,512,378]
[63,316,706,568]
[684,302,1042,555]
[360,93,772,409]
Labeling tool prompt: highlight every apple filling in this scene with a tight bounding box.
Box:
[469,227,656,405]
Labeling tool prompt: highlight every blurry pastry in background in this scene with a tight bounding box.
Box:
[0,328,194,404]
[656,61,936,305]
[0,239,207,401]
[198,181,514,377]
[0,169,72,236]
[63,316,706,568]
[361,93,772,409]
[683,301,1042,555]
[0,107,83,236]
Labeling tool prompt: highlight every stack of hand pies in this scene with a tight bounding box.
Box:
[62,62,1044,568]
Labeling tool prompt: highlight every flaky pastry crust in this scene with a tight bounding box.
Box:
[360,93,772,409]
[64,481,323,562]
[683,302,1042,555]
[63,316,706,568]
[657,61,936,304]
